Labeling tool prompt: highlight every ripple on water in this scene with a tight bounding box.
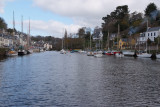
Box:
[0,51,160,106]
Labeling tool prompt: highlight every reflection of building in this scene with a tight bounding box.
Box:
[137,27,160,44]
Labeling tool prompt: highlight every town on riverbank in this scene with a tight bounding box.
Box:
[0,3,160,59]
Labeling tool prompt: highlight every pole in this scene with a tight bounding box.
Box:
[90,32,91,50]
[117,24,120,50]
[13,11,15,35]
[108,31,109,50]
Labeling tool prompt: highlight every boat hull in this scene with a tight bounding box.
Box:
[137,53,151,58]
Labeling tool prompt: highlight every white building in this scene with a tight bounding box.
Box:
[3,36,10,47]
[44,43,52,50]
[137,27,160,44]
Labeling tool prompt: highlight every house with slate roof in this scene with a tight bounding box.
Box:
[137,27,160,44]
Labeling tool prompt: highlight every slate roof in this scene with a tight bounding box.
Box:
[148,27,160,32]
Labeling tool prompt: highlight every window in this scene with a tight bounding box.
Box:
[151,33,152,36]
[148,33,150,36]
[154,32,156,36]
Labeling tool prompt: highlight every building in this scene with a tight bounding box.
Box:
[137,27,160,44]
[110,33,117,40]
[44,43,52,50]
[92,27,103,41]
[119,38,128,50]
[82,27,92,34]
[0,34,4,47]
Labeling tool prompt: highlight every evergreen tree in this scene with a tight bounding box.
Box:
[145,3,157,17]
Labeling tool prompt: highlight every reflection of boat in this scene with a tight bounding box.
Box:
[7,51,18,56]
[137,53,151,58]
[60,49,66,54]
[18,50,27,56]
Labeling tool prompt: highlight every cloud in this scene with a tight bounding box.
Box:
[0,0,14,13]
[33,0,160,27]
[23,20,81,38]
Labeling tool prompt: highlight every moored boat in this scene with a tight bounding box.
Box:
[7,51,18,57]
[137,52,152,58]
[115,52,124,57]
[105,51,114,55]
[156,54,160,59]
[122,50,135,57]
[87,51,94,56]
[60,49,66,54]
[94,51,103,58]
[18,50,27,56]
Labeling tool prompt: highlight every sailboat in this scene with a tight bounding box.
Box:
[114,24,124,57]
[87,31,94,56]
[105,31,115,55]
[60,39,66,54]
[156,34,160,59]
[94,33,103,58]
[137,20,151,58]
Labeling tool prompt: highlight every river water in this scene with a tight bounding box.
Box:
[0,51,160,107]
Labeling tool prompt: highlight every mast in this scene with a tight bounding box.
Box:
[146,20,148,52]
[117,24,120,50]
[13,11,15,35]
[157,30,160,52]
[21,15,23,33]
[108,31,109,50]
[90,32,91,50]
[27,18,30,49]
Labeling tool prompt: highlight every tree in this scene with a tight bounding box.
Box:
[78,28,85,38]
[147,38,152,45]
[154,37,160,45]
[145,3,157,17]
[0,17,7,30]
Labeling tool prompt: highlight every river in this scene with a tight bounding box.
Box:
[0,51,160,107]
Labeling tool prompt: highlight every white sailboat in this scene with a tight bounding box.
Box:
[115,24,124,57]
[60,39,66,54]
[155,31,160,59]
[94,34,103,58]
[87,31,94,56]
[137,20,152,58]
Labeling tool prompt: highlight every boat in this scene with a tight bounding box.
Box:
[123,50,135,57]
[105,51,114,55]
[7,50,18,56]
[87,51,94,56]
[137,52,152,58]
[27,49,33,54]
[18,50,27,56]
[115,52,124,57]
[112,50,120,55]
[156,54,160,59]
[60,49,66,54]
[94,51,103,58]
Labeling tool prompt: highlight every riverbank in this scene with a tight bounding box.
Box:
[0,48,9,57]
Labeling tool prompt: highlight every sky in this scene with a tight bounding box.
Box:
[0,0,160,38]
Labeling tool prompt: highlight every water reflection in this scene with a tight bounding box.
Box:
[0,52,160,106]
